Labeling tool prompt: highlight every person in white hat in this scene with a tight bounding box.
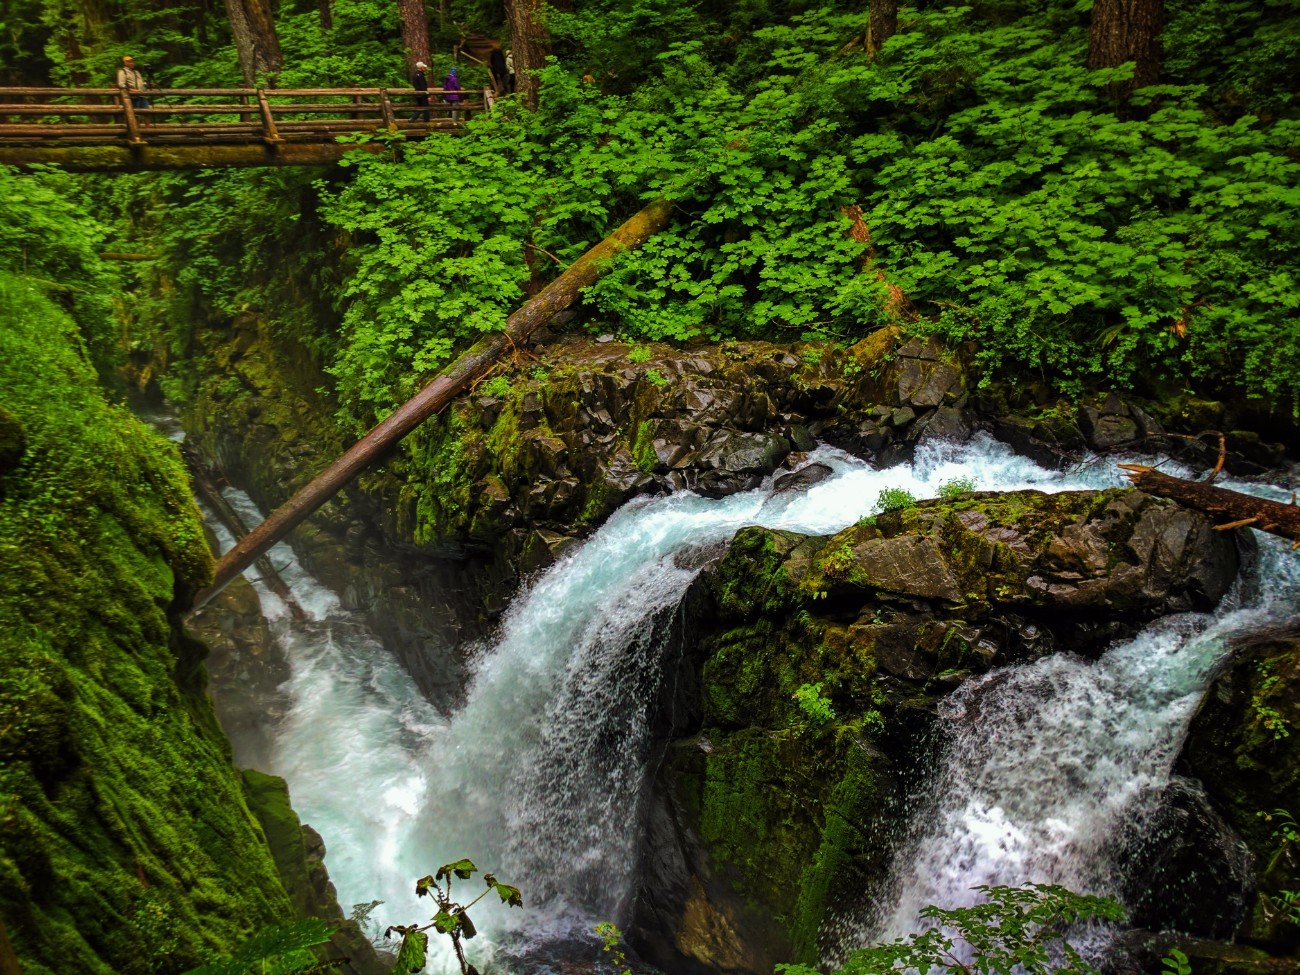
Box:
[116,55,151,110]
[410,60,430,122]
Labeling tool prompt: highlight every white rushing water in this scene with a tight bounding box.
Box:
[201,434,1296,971]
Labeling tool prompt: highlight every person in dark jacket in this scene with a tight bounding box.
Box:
[409,61,430,122]
[488,48,508,96]
[443,65,463,121]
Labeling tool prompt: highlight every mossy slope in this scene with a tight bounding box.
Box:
[0,275,294,974]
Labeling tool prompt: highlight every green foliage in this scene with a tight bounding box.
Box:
[874,487,916,513]
[779,884,1126,975]
[1162,947,1194,975]
[594,921,632,975]
[1252,664,1292,741]
[938,478,978,499]
[626,344,652,363]
[644,368,669,387]
[479,375,514,398]
[181,919,336,975]
[1259,807,1300,847]
[792,682,836,726]
[0,166,119,378]
[390,860,523,975]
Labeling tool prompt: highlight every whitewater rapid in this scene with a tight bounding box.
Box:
[198,434,1295,971]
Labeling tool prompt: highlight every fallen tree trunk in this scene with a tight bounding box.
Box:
[1119,464,1300,549]
[191,197,675,611]
[182,443,306,621]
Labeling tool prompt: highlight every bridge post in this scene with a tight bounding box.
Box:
[379,88,396,130]
[255,88,283,147]
[117,89,145,146]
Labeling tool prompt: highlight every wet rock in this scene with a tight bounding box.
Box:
[772,462,834,497]
[1119,777,1254,940]
[242,770,388,975]
[1110,930,1300,975]
[1181,631,1300,951]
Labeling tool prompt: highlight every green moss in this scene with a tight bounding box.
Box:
[0,276,292,975]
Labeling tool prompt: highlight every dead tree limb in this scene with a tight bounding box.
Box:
[191,197,675,611]
[182,444,306,621]
[1119,463,1300,549]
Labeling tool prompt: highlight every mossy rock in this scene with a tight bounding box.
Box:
[1183,635,1300,951]
[0,279,292,975]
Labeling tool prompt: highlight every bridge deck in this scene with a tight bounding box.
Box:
[0,86,489,170]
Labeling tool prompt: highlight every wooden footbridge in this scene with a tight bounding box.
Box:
[0,86,491,171]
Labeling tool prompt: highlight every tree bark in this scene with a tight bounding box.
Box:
[396,0,431,74]
[191,198,676,611]
[1119,464,1300,548]
[504,0,549,109]
[867,0,898,59]
[224,0,284,87]
[1089,0,1163,91]
[318,0,333,32]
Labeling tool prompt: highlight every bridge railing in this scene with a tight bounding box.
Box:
[0,87,491,147]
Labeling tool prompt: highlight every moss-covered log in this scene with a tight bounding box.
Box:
[194,196,675,610]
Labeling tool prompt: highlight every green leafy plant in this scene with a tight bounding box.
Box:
[626,345,652,363]
[1162,947,1193,975]
[938,478,978,499]
[779,884,1125,975]
[181,919,336,975]
[875,487,917,513]
[594,921,633,975]
[793,681,836,726]
[1258,807,1300,847]
[1251,665,1291,741]
[1269,889,1300,929]
[644,368,669,387]
[478,375,514,399]
[386,859,523,975]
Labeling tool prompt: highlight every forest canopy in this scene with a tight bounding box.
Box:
[2,0,1297,429]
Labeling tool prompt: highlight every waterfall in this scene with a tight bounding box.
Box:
[846,489,1300,952]
[197,434,1291,971]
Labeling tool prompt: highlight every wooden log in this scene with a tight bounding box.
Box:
[183,444,306,621]
[255,88,283,145]
[118,90,144,146]
[191,197,675,610]
[1119,464,1300,548]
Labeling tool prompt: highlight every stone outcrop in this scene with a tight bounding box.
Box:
[1183,630,1300,953]
[632,487,1243,974]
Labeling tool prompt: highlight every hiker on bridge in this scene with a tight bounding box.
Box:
[410,61,430,122]
[443,66,462,121]
[116,56,150,110]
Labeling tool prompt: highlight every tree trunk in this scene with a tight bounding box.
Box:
[867,0,898,59]
[191,198,676,611]
[1088,0,1163,91]
[224,0,284,87]
[505,0,549,109]
[1119,464,1300,548]
[318,0,333,32]
[396,0,431,74]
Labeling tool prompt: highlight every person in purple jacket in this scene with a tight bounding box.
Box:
[443,65,463,122]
